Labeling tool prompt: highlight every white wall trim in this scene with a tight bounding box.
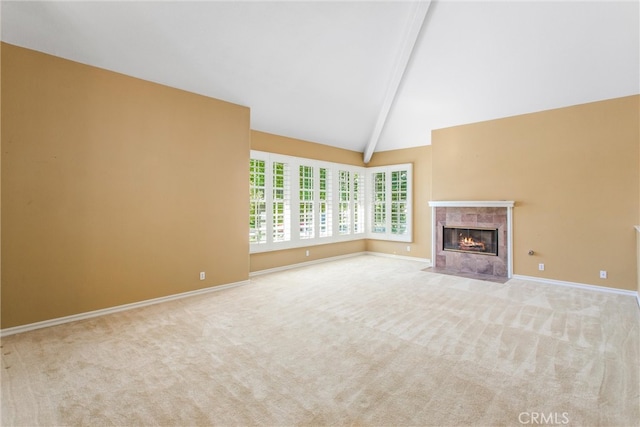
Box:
[428,200,515,208]
[512,274,639,299]
[364,251,431,265]
[250,251,431,277]
[0,280,250,338]
[249,252,366,277]
[635,225,640,309]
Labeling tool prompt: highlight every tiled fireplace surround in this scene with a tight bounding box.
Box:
[429,201,514,279]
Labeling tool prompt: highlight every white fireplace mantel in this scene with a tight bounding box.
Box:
[428,200,515,208]
[429,201,515,278]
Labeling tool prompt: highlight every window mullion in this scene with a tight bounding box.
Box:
[349,170,360,234]
[336,168,343,237]
[291,159,301,243]
[350,169,356,235]
[365,172,372,236]
[313,166,320,240]
[385,170,392,236]
[264,157,274,246]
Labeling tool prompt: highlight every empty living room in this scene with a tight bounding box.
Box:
[1,1,639,426]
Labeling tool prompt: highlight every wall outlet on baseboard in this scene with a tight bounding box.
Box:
[599,270,607,279]
[538,263,545,271]
[199,272,205,280]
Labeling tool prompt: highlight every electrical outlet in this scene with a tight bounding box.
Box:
[305,250,310,257]
[199,272,205,280]
[538,263,545,271]
[599,270,607,279]
[406,245,411,252]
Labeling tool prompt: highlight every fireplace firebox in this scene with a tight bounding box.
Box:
[443,227,498,256]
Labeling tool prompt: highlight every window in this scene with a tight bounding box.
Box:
[371,171,386,234]
[299,165,315,239]
[338,170,350,235]
[249,158,266,245]
[272,162,290,243]
[337,170,365,236]
[367,164,413,242]
[353,172,364,234]
[319,168,331,238]
[391,170,408,235]
[249,151,410,252]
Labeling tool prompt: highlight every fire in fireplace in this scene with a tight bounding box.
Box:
[443,227,498,256]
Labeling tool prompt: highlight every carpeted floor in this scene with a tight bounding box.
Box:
[1,255,638,426]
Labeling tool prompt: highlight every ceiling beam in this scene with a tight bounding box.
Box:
[363,0,431,164]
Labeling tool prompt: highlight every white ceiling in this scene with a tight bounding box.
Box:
[2,1,639,156]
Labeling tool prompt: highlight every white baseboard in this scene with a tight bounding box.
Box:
[1,253,430,336]
[249,252,366,277]
[249,251,431,277]
[512,274,639,300]
[365,251,431,265]
[0,280,250,338]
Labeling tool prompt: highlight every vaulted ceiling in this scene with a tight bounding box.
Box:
[2,1,639,159]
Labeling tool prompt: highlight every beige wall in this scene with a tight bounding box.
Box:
[366,146,432,261]
[1,44,251,328]
[3,43,637,330]
[250,240,367,273]
[251,130,365,166]
[432,96,639,291]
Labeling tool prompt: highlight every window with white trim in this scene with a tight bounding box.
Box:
[272,161,290,243]
[371,171,386,234]
[249,151,410,252]
[391,170,409,235]
[336,170,365,236]
[249,158,267,245]
[367,164,413,242]
[319,167,332,238]
[353,172,364,234]
[338,170,351,235]
[299,165,315,240]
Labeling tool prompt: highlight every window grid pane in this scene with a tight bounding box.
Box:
[372,172,386,233]
[272,162,290,242]
[353,172,364,234]
[299,165,314,239]
[319,168,332,237]
[338,170,350,235]
[390,170,408,235]
[249,159,267,244]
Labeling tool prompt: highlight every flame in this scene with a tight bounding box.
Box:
[458,233,485,250]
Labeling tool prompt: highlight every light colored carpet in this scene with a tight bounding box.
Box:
[1,255,638,426]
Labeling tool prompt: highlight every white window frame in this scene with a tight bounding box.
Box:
[249,155,268,246]
[250,151,366,253]
[366,164,413,243]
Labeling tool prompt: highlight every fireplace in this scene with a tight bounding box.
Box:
[443,227,498,256]
[429,201,514,279]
